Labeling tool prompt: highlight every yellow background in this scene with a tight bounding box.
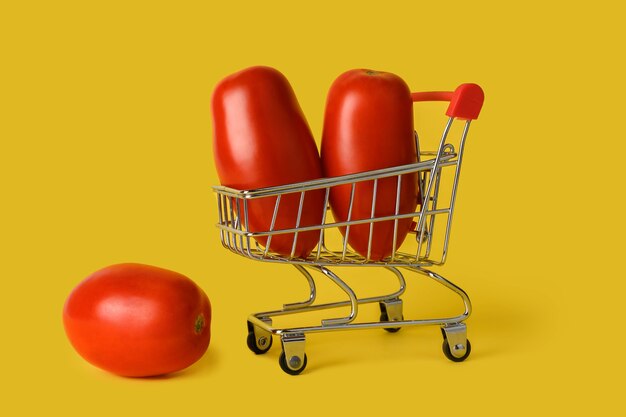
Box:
[1,0,624,414]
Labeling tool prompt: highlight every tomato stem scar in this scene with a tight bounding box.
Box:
[194,314,205,334]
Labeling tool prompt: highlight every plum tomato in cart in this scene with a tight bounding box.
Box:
[211,66,325,259]
[321,69,420,260]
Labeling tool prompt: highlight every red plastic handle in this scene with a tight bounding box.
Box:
[411,83,484,120]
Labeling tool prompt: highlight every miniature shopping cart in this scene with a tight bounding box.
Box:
[212,84,484,374]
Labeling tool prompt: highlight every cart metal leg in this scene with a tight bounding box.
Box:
[245,264,472,374]
[279,332,307,375]
[282,265,316,310]
[408,266,472,361]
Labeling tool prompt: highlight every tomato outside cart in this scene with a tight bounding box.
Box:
[212,84,484,375]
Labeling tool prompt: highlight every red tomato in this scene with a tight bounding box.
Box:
[212,66,325,258]
[63,263,211,377]
[321,69,419,260]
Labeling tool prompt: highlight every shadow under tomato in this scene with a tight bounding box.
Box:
[127,346,220,381]
[179,345,220,377]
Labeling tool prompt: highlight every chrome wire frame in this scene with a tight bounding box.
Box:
[214,117,474,343]
[246,264,471,337]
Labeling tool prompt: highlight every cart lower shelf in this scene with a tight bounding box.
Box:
[245,264,471,375]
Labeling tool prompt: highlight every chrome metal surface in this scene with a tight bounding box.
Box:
[281,332,306,371]
[442,323,468,358]
[244,266,470,336]
[380,298,403,322]
[282,265,316,310]
[318,266,358,326]
[249,317,273,351]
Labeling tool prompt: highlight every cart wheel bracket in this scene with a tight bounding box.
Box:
[280,332,306,373]
[380,299,403,322]
[441,323,468,359]
[247,317,273,353]
[379,298,404,332]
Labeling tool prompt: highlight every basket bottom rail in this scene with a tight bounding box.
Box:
[247,265,471,336]
[245,265,473,374]
[248,313,470,336]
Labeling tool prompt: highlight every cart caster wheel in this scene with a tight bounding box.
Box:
[247,330,272,354]
[442,338,471,362]
[379,301,403,333]
[246,320,273,355]
[379,311,402,333]
[279,351,307,375]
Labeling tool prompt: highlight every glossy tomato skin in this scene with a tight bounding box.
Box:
[321,69,419,260]
[63,263,211,377]
[212,66,325,258]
